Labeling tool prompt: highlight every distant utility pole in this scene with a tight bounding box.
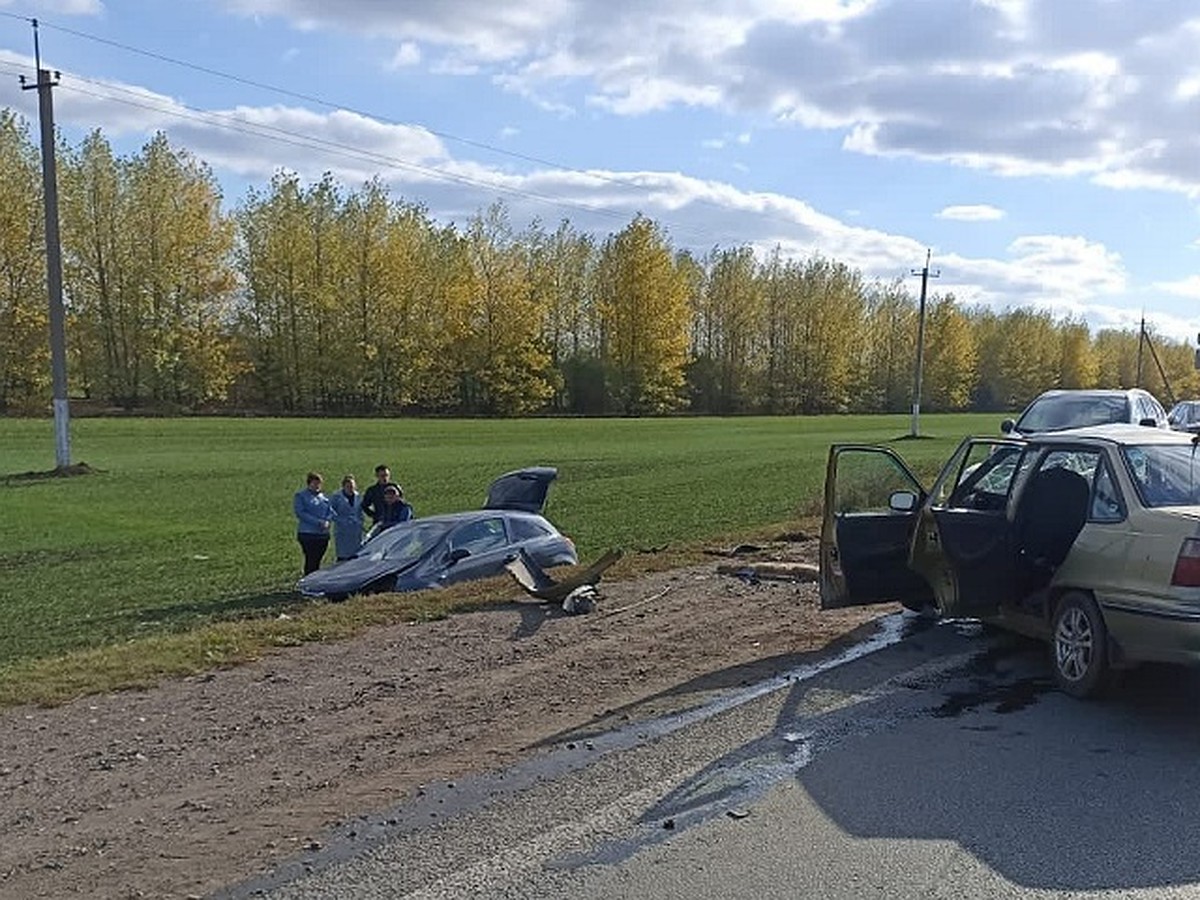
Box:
[909,249,940,438]
[1136,313,1145,388]
[20,18,70,470]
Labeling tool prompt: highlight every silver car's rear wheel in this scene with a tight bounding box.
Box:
[1051,592,1108,698]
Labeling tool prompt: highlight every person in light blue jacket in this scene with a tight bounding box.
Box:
[293,471,333,575]
[329,473,365,561]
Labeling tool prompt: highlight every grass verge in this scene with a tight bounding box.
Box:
[0,519,809,709]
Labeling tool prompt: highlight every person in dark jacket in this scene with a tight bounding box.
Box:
[293,471,333,575]
[366,484,414,540]
[361,464,402,526]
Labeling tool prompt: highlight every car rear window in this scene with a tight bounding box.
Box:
[1121,444,1200,507]
[510,517,551,540]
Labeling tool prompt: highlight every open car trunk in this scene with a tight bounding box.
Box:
[483,467,558,513]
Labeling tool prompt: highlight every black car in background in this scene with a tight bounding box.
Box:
[1167,400,1200,434]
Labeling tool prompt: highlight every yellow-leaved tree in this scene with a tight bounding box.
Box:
[595,215,691,413]
[0,111,48,413]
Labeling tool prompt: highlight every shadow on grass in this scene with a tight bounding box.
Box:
[118,589,302,628]
[886,433,937,443]
[3,462,104,485]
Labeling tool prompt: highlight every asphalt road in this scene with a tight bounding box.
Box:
[224,613,1200,900]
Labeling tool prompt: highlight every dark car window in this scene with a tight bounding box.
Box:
[509,517,551,541]
[449,518,509,555]
[1169,403,1198,427]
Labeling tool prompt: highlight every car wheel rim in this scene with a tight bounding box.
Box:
[1055,606,1093,682]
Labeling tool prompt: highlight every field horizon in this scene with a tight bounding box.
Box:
[0,413,1003,699]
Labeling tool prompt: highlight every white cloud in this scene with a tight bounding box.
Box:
[937,204,1006,222]
[220,0,1200,197]
[387,42,421,69]
[1154,275,1200,299]
[0,0,103,14]
[499,125,519,139]
[3,41,1189,340]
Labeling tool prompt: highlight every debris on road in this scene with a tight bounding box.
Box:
[715,561,820,583]
[505,547,623,605]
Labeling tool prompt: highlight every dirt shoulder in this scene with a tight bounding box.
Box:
[0,539,894,899]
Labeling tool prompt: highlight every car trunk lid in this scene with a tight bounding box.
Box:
[483,466,558,513]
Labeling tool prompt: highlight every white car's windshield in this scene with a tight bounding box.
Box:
[1017,395,1128,433]
[1122,443,1200,507]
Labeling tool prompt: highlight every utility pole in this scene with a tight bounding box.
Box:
[1136,314,1146,389]
[20,19,70,470]
[909,249,940,438]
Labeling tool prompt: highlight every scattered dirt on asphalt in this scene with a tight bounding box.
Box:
[0,539,895,899]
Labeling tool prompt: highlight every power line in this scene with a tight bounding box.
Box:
[31,17,671,191]
[54,78,731,242]
[6,13,816,245]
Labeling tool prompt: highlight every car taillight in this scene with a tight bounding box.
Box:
[1171,538,1200,586]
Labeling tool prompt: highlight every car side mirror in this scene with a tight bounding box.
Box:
[446,547,470,565]
[1138,417,1158,427]
[1000,419,1015,434]
[889,490,918,512]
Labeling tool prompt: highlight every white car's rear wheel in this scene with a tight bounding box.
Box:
[1051,591,1108,698]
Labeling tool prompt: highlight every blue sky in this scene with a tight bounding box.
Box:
[1,0,1200,340]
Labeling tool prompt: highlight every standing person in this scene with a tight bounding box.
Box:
[361,464,401,527]
[367,485,415,539]
[293,471,333,575]
[329,474,365,561]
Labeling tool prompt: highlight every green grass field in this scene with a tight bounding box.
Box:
[0,413,1003,686]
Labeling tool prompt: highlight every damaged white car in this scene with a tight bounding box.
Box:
[821,423,1200,698]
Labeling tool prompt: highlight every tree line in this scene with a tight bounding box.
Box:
[1,111,1196,417]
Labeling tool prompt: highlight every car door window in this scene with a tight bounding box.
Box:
[1091,459,1124,522]
[832,450,921,514]
[1135,396,1152,424]
[1035,449,1118,521]
[449,518,508,555]
[935,442,1024,511]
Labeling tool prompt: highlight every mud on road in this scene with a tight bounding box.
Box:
[0,539,894,899]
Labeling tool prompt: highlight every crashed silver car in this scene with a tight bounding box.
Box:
[298,467,577,601]
[821,424,1200,698]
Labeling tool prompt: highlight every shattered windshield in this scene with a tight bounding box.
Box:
[1121,443,1200,508]
[1016,394,1129,433]
[359,521,449,561]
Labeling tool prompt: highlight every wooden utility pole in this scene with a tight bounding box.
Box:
[20,19,70,469]
[909,249,940,437]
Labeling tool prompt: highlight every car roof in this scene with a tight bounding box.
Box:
[1029,388,1147,401]
[401,508,552,527]
[1026,422,1195,445]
